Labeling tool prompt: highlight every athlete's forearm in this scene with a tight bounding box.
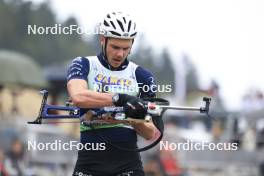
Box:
[132,122,156,140]
[67,79,114,108]
[70,89,113,108]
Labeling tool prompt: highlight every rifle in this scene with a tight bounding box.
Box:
[28,90,211,152]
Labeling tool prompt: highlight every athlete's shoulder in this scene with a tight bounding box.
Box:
[70,56,90,66]
[135,66,155,81]
[135,66,156,98]
[66,56,90,82]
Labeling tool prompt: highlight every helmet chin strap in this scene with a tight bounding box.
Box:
[102,38,118,71]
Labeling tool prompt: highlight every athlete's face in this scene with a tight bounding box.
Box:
[101,37,133,68]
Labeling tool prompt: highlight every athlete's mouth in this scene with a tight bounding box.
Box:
[113,58,122,63]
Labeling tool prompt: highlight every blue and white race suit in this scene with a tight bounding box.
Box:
[67,52,156,176]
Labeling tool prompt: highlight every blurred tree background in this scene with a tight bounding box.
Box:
[0,0,94,66]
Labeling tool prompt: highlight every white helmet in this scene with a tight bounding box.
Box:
[99,12,137,39]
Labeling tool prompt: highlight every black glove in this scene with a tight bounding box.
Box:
[124,98,147,119]
[112,94,147,119]
[112,93,138,107]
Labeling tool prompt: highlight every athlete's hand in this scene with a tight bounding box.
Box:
[124,98,147,119]
[112,93,147,119]
[112,94,139,107]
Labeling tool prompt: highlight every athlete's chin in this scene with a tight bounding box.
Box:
[111,64,121,68]
[110,61,122,68]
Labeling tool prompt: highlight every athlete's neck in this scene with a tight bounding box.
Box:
[97,52,129,71]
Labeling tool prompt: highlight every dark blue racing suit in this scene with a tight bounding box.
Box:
[67,53,156,176]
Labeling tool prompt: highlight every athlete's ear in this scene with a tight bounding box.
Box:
[100,35,105,46]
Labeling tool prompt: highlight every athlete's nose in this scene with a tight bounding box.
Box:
[116,49,124,58]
